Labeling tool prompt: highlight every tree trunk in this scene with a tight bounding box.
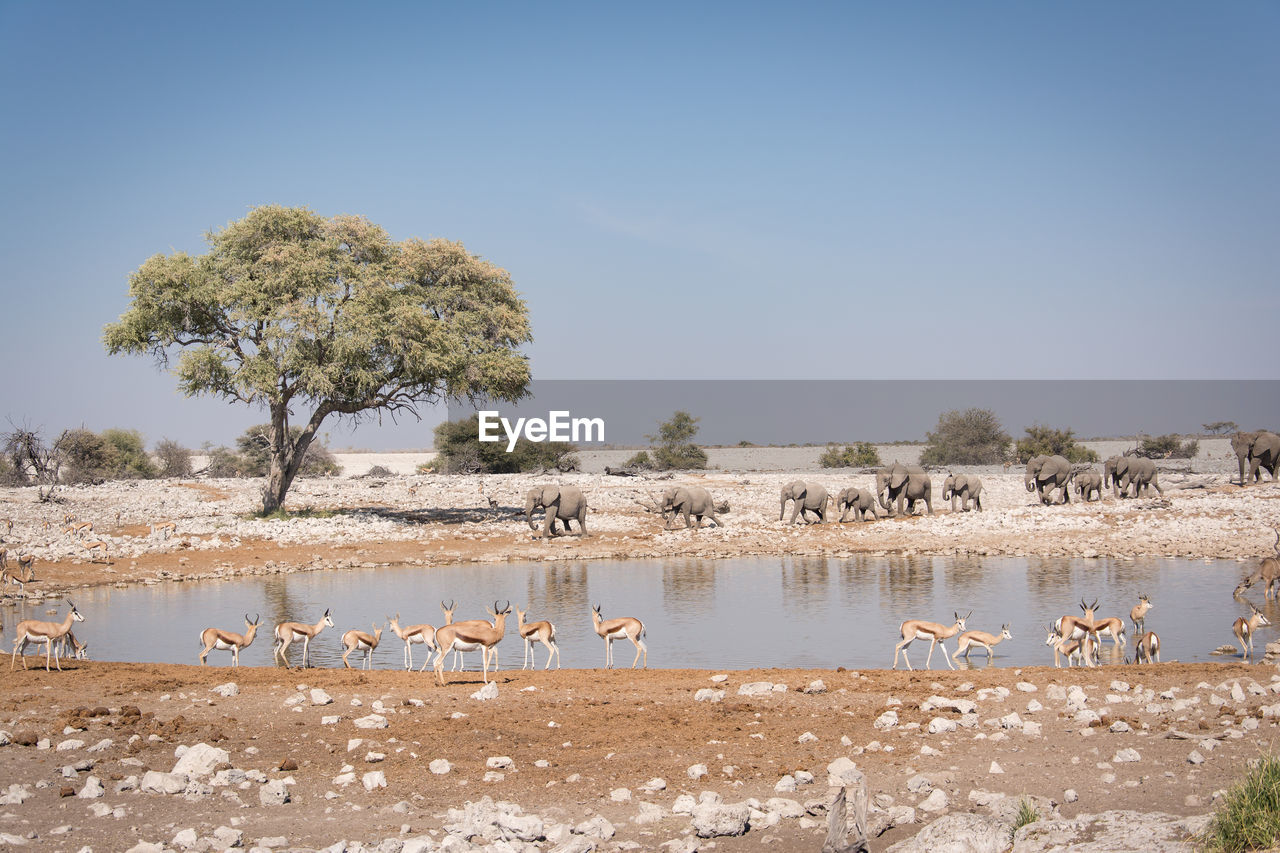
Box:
[260,403,331,514]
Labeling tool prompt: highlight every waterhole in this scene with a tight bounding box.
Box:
[2,556,1262,671]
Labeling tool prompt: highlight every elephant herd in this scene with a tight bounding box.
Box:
[521,437,1280,534]
[1024,454,1163,506]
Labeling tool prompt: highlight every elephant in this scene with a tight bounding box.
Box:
[1025,455,1072,504]
[875,463,933,517]
[836,486,878,522]
[780,480,832,524]
[1232,430,1280,485]
[525,485,588,538]
[941,473,982,512]
[661,485,724,529]
[1104,455,1164,498]
[1074,468,1103,502]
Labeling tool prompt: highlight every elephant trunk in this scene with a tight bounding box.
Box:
[525,498,539,532]
[1024,472,1035,492]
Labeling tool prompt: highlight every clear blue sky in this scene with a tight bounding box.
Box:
[1,2,1276,449]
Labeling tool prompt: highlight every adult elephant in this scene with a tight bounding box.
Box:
[1232,431,1280,485]
[1104,455,1164,498]
[875,463,932,517]
[1025,455,1072,504]
[942,473,982,512]
[662,485,725,529]
[525,485,588,538]
[780,481,832,524]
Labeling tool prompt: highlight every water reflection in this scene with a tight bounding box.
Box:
[2,556,1264,671]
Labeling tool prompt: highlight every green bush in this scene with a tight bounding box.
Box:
[154,438,193,478]
[60,428,115,484]
[1138,434,1199,459]
[1204,421,1239,436]
[202,443,248,478]
[644,411,707,471]
[433,416,578,474]
[819,442,882,468]
[1011,798,1039,836]
[624,450,653,469]
[1199,753,1280,852]
[0,454,17,486]
[920,408,1011,466]
[102,428,158,479]
[1015,425,1099,464]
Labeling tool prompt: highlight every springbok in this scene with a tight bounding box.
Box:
[439,600,498,672]
[199,614,260,666]
[273,608,334,669]
[11,600,85,671]
[341,623,383,670]
[1044,623,1094,668]
[591,604,647,669]
[387,613,438,671]
[892,611,969,671]
[2,553,36,592]
[433,601,511,685]
[1233,602,1271,661]
[1133,631,1161,664]
[1130,594,1153,636]
[951,623,1012,663]
[516,605,560,670]
[1234,530,1280,600]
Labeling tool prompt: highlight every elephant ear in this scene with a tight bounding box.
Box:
[542,485,560,504]
[890,467,907,489]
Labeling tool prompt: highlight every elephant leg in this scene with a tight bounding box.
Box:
[577,509,588,535]
[974,494,982,512]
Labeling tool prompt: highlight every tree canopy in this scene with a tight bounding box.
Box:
[104,205,532,511]
[920,408,1011,466]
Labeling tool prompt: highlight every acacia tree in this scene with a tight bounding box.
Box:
[104,205,532,513]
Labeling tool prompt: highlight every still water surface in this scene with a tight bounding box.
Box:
[3,556,1263,670]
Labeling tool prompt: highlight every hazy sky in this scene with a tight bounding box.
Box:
[1,2,1276,450]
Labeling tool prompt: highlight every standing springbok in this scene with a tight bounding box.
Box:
[439,600,499,671]
[1044,623,1094,668]
[591,604,647,669]
[1133,631,1161,664]
[892,611,969,671]
[516,605,560,670]
[11,600,85,671]
[1130,594,1153,636]
[1083,606,1127,650]
[1234,530,1280,601]
[951,623,1013,663]
[273,608,334,669]
[341,623,383,670]
[1234,602,1271,661]
[387,613,438,671]
[1054,598,1096,645]
[433,601,511,685]
[199,614,260,666]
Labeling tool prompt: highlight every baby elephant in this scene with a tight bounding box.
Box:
[836,487,877,522]
[525,485,588,539]
[942,474,983,512]
[1074,469,1103,502]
